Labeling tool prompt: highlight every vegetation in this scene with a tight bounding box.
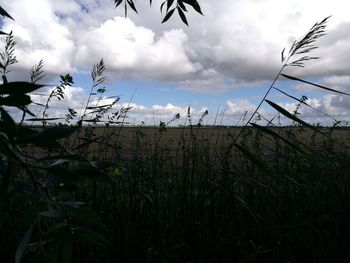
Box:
[1,4,350,263]
[114,0,203,25]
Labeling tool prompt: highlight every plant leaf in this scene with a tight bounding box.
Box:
[160,1,166,13]
[281,74,350,96]
[265,99,326,136]
[0,82,45,95]
[177,7,188,26]
[25,117,65,121]
[114,0,123,8]
[182,0,203,15]
[15,225,34,263]
[233,143,271,175]
[40,209,64,219]
[17,126,78,147]
[0,108,17,135]
[250,123,307,154]
[73,227,110,247]
[127,0,138,13]
[62,207,103,227]
[167,0,175,12]
[0,6,14,20]
[162,8,175,23]
[178,1,188,11]
[0,95,31,107]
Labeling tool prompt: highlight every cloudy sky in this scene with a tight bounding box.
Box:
[1,0,350,126]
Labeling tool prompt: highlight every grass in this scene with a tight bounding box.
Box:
[72,124,350,262]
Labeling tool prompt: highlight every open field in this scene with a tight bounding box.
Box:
[57,126,350,159]
[2,123,350,262]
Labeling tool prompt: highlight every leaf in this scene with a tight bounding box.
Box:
[0,94,31,107]
[21,126,77,142]
[127,0,138,13]
[0,6,14,20]
[25,117,65,122]
[160,1,166,13]
[167,0,175,12]
[86,104,112,110]
[178,1,188,11]
[265,99,326,136]
[273,87,305,103]
[40,209,64,219]
[0,108,17,135]
[281,74,350,96]
[234,143,271,175]
[46,167,81,186]
[37,154,84,163]
[182,0,203,15]
[62,207,103,227]
[162,8,175,23]
[177,7,188,26]
[281,47,285,63]
[0,82,45,94]
[15,225,34,263]
[114,0,123,8]
[250,123,307,154]
[17,126,78,148]
[73,227,110,247]
[19,106,36,117]
[0,134,24,162]
[49,201,85,208]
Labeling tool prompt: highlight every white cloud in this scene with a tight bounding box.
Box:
[75,17,200,80]
[126,103,203,125]
[226,99,257,116]
[1,0,350,124]
[1,0,76,74]
[2,0,350,92]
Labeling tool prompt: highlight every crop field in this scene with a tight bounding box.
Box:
[102,126,350,152]
[50,125,350,160]
[10,124,349,262]
[83,125,350,262]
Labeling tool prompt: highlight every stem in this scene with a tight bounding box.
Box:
[217,56,292,171]
[233,64,287,143]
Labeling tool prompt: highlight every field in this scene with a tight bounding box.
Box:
[5,124,349,262]
[85,125,350,262]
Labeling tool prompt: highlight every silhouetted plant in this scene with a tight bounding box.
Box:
[0,7,111,263]
[0,31,17,83]
[114,0,203,25]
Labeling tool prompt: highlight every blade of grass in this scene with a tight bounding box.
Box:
[265,99,326,136]
[281,74,350,96]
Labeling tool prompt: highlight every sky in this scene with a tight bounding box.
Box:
[1,0,350,126]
